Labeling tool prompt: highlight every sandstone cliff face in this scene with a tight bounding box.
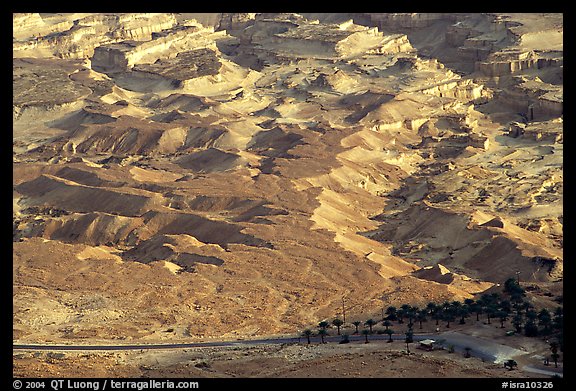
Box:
[13,13,178,59]
[12,13,47,38]
[419,78,488,102]
[217,13,256,33]
[476,50,563,77]
[240,15,415,63]
[91,24,225,73]
[367,13,459,30]
[111,13,177,41]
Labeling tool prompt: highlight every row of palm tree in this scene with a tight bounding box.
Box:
[301,319,399,345]
[300,278,563,355]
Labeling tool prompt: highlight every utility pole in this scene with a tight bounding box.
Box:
[342,296,346,324]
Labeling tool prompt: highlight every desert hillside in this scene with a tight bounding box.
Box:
[13,13,562,348]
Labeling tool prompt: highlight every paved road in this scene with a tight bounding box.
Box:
[13,334,433,351]
[14,338,297,351]
[14,332,562,377]
[523,365,563,378]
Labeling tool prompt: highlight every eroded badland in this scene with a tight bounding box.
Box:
[13,13,563,377]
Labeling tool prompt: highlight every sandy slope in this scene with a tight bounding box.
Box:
[13,13,562,360]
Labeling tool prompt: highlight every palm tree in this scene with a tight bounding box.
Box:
[485,304,497,325]
[524,319,539,337]
[478,293,498,315]
[510,292,525,306]
[522,301,534,313]
[318,328,328,344]
[318,321,330,330]
[525,309,537,321]
[553,307,563,332]
[504,278,525,297]
[397,304,413,323]
[550,341,560,368]
[332,318,344,335]
[382,320,392,330]
[385,306,398,321]
[405,328,414,343]
[464,298,475,306]
[512,301,524,315]
[497,310,508,328]
[525,309,539,335]
[302,329,313,345]
[384,328,394,342]
[352,320,361,334]
[471,301,483,321]
[512,313,523,333]
[405,330,413,354]
[476,295,488,308]
[464,299,479,321]
[499,300,512,314]
[426,302,438,317]
[554,307,563,317]
[489,292,502,303]
[361,329,370,343]
[431,307,442,326]
[458,305,470,324]
[416,309,428,329]
[538,309,552,334]
[443,307,456,328]
[364,319,377,333]
[404,305,417,325]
